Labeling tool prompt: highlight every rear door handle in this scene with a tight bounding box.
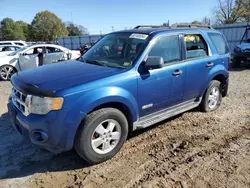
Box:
[206,62,214,67]
[172,70,183,76]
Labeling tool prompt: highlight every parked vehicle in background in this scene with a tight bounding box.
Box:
[0,44,80,80]
[0,45,22,57]
[79,43,93,56]
[0,40,27,46]
[79,41,98,56]
[232,39,250,68]
[8,25,230,164]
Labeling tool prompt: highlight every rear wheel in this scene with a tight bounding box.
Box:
[0,65,16,81]
[200,80,222,112]
[74,108,128,164]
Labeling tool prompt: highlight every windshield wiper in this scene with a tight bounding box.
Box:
[79,58,126,69]
[84,59,108,67]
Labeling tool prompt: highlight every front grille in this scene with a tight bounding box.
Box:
[244,49,250,53]
[11,87,30,116]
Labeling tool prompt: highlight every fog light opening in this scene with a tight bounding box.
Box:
[31,130,48,143]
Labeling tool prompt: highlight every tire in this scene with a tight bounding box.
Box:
[200,80,222,112]
[74,108,128,164]
[0,65,17,81]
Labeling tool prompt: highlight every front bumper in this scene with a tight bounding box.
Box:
[234,52,250,64]
[7,99,76,153]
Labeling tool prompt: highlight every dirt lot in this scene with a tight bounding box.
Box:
[0,68,250,188]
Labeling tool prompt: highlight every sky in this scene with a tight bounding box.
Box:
[0,0,218,34]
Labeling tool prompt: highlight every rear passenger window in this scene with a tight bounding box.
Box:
[46,47,63,53]
[208,33,229,54]
[149,35,181,64]
[184,34,208,59]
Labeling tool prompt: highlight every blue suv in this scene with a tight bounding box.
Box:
[8,25,230,164]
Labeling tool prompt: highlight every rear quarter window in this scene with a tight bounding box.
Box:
[208,33,229,54]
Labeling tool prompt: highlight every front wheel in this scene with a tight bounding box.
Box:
[200,80,222,112]
[0,65,16,81]
[74,108,128,164]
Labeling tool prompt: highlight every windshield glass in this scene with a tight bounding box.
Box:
[8,46,28,56]
[79,32,149,68]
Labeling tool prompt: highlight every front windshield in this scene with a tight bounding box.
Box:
[79,32,149,68]
[8,46,28,56]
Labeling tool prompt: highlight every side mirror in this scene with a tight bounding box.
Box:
[145,56,164,70]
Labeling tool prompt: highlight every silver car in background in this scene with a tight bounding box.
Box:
[0,44,80,80]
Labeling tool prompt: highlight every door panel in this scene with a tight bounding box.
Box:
[183,33,213,101]
[184,57,214,101]
[44,47,65,64]
[138,63,186,117]
[19,54,37,70]
[137,34,186,118]
[19,47,43,70]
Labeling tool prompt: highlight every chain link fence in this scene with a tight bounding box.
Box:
[56,35,103,50]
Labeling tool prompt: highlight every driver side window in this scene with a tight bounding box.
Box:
[149,35,181,64]
[25,47,43,55]
[25,48,34,55]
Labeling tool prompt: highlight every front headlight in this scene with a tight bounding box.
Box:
[28,96,64,115]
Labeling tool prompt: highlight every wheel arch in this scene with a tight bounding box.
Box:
[88,102,134,132]
[64,87,139,150]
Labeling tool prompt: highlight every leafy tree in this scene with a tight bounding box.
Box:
[65,21,88,36]
[214,0,250,24]
[0,18,27,40]
[67,23,82,36]
[30,10,68,41]
[235,0,250,22]
[191,21,201,24]
[16,21,29,40]
[162,22,170,27]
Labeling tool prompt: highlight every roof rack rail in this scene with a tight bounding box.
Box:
[134,24,213,30]
[134,25,170,29]
[171,24,213,29]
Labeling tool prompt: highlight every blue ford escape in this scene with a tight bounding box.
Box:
[8,25,230,164]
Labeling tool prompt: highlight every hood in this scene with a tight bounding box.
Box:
[237,43,250,50]
[16,60,124,91]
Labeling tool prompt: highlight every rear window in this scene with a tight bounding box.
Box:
[208,33,229,54]
[184,34,208,59]
[14,42,24,46]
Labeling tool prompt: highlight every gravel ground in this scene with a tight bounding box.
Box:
[0,68,250,188]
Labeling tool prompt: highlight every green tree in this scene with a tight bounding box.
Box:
[235,0,250,22]
[0,18,27,40]
[16,21,29,40]
[191,21,201,24]
[30,10,68,41]
[66,22,83,36]
[214,0,250,24]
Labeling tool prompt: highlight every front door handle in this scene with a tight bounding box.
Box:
[206,62,214,67]
[172,70,183,76]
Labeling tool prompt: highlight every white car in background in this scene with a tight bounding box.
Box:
[0,45,22,57]
[0,40,27,46]
[0,44,80,80]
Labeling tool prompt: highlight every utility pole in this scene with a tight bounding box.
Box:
[111,26,114,32]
